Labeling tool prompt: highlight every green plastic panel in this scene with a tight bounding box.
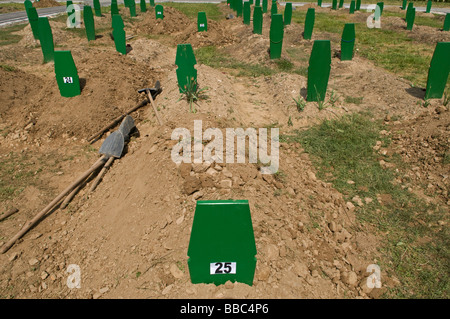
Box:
[93,0,102,17]
[424,42,450,100]
[303,8,315,40]
[187,200,257,286]
[38,17,54,63]
[307,40,331,102]
[356,0,361,10]
[270,0,277,16]
[155,4,163,19]
[341,23,355,61]
[262,0,268,13]
[349,0,355,14]
[111,0,119,15]
[175,44,197,93]
[426,0,432,13]
[253,5,263,34]
[332,0,337,10]
[269,13,284,59]
[83,5,96,41]
[26,7,39,40]
[112,14,126,55]
[284,2,292,25]
[339,0,344,9]
[54,50,80,98]
[318,0,323,8]
[243,1,250,25]
[140,0,147,13]
[402,0,407,10]
[444,13,450,31]
[198,12,207,32]
[407,7,415,30]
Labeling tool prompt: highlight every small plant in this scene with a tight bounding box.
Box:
[288,116,293,127]
[422,99,430,108]
[329,90,339,107]
[315,85,328,111]
[178,76,209,113]
[443,90,449,107]
[293,94,307,112]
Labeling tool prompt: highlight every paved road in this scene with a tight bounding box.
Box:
[1,1,449,27]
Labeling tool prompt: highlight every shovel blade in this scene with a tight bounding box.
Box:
[99,131,124,158]
[118,115,135,140]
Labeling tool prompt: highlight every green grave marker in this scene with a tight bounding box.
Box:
[243,1,251,25]
[175,44,197,94]
[26,7,39,40]
[406,3,413,24]
[54,50,80,98]
[284,2,292,26]
[198,12,207,32]
[128,0,137,17]
[303,7,315,40]
[424,42,450,100]
[406,7,415,30]
[307,40,331,102]
[230,0,235,11]
[377,2,384,16]
[249,0,253,4]
[253,5,263,34]
[187,200,257,286]
[339,0,344,9]
[111,0,119,16]
[140,0,147,13]
[38,17,54,63]
[83,5,96,41]
[237,0,243,17]
[402,0,407,10]
[349,0,355,14]
[262,0,268,13]
[269,13,284,59]
[24,0,33,10]
[332,0,337,10]
[425,0,432,14]
[444,13,450,32]
[255,0,260,6]
[155,4,163,19]
[150,0,155,7]
[318,0,322,8]
[341,23,355,61]
[93,0,102,17]
[356,0,361,11]
[271,0,277,16]
[112,14,126,55]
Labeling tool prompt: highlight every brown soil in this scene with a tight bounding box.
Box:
[33,0,62,9]
[0,4,448,299]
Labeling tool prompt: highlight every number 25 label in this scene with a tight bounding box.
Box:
[210,262,236,275]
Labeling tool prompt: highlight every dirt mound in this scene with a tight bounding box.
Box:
[388,106,450,205]
[33,0,61,8]
[15,21,76,48]
[174,19,237,49]
[127,38,176,70]
[132,6,192,36]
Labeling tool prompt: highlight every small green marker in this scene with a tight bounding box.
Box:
[339,0,344,9]
[243,1,251,25]
[284,2,292,26]
[406,7,415,30]
[349,0,355,14]
[26,7,39,40]
[425,0,432,14]
[269,13,284,59]
[155,4,163,19]
[140,0,147,13]
[424,42,450,100]
[112,14,126,55]
[38,17,54,63]
[341,23,355,61]
[253,5,263,35]
[303,8,315,40]
[443,13,450,32]
[198,12,207,32]
[83,5,96,42]
[332,0,337,10]
[307,40,331,102]
[187,200,257,286]
[262,0,268,13]
[54,50,80,98]
[175,44,197,94]
[93,0,102,17]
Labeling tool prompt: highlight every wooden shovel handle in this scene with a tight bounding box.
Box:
[0,208,19,222]
[147,89,163,126]
[0,156,107,254]
[88,156,115,193]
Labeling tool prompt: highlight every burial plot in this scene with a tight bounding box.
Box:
[303,8,315,40]
[269,13,284,59]
[341,23,355,61]
[187,200,257,286]
[38,17,54,63]
[424,42,450,100]
[307,40,331,102]
[54,50,80,98]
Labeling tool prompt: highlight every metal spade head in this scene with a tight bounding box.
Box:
[99,130,124,158]
[118,115,135,140]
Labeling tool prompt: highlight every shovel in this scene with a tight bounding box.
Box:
[0,125,128,254]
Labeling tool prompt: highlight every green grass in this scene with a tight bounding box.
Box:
[164,2,223,21]
[0,23,26,46]
[280,113,449,298]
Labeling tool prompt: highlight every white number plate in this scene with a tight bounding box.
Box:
[210,262,236,275]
